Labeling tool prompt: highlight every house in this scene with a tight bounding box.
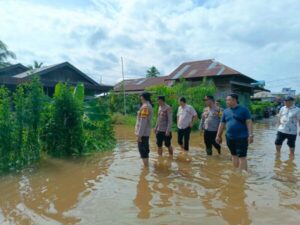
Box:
[251,91,279,102]
[281,88,296,97]
[0,63,28,77]
[114,76,168,93]
[0,62,112,96]
[115,59,269,105]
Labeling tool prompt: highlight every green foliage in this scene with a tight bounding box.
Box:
[83,98,116,153]
[147,79,216,129]
[146,66,160,78]
[42,82,115,157]
[250,101,275,118]
[108,91,140,115]
[0,87,14,169]
[0,76,46,171]
[0,40,16,68]
[111,113,137,126]
[107,80,216,130]
[0,77,115,172]
[27,60,44,70]
[42,82,84,156]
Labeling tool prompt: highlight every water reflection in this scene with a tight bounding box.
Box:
[273,153,300,211]
[0,155,113,224]
[217,173,251,225]
[133,168,153,219]
[153,157,173,208]
[1,120,300,225]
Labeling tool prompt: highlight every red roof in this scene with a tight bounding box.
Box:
[114,76,169,92]
[167,59,247,80]
[114,59,258,92]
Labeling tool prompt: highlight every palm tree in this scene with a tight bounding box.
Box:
[0,40,16,68]
[28,61,44,70]
[146,66,160,78]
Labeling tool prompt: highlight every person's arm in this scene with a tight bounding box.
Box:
[166,107,172,136]
[246,119,254,144]
[189,107,198,128]
[199,113,205,131]
[277,107,283,126]
[216,110,227,144]
[298,111,300,136]
[136,107,149,142]
[154,109,159,134]
[176,107,180,127]
[216,122,225,144]
[245,108,254,144]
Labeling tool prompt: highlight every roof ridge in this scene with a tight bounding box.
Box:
[181,59,214,65]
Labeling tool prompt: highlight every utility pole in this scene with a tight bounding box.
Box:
[121,57,126,115]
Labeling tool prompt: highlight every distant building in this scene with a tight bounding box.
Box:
[114,59,268,105]
[281,88,296,97]
[0,62,112,96]
[114,76,168,93]
[251,91,278,102]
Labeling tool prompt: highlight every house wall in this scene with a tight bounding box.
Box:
[184,76,253,106]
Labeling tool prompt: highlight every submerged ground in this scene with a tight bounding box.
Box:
[0,118,299,225]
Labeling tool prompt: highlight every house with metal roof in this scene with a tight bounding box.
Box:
[114,76,169,93]
[115,59,269,105]
[0,62,112,96]
[0,63,28,77]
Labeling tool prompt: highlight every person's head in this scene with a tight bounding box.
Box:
[226,93,239,108]
[203,95,215,107]
[157,96,165,106]
[140,92,151,104]
[216,99,221,107]
[284,96,294,108]
[179,97,186,107]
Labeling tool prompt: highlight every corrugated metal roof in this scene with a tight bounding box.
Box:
[114,76,168,92]
[13,64,60,78]
[167,59,245,80]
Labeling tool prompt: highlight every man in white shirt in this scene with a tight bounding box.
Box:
[177,97,198,154]
[275,96,300,155]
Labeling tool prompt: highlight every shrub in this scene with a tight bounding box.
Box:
[42,82,84,156]
[250,101,276,118]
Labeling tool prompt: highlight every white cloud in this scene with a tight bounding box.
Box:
[0,0,299,91]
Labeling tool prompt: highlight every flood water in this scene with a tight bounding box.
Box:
[0,118,300,225]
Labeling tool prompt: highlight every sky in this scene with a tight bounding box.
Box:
[0,0,299,92]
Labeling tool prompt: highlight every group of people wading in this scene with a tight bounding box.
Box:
[135,92,300,172]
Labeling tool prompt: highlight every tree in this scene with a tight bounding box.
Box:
[28,60,44,70]
[0,40,16,68]
[146,66,160,78]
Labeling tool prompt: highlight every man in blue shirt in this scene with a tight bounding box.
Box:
[216,94,254,171]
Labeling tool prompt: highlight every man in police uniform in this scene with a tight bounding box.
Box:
[154,96,173,157]
[135,92,153,167]
[199,95,221,155]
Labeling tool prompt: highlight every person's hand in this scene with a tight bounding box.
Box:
[248,135,254,144]
[137,136,142,143]
[189,123,193,128]
[165,131,170,136]
[216,136,222,144]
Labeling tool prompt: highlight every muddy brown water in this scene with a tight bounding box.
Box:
[0,118,300,225]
